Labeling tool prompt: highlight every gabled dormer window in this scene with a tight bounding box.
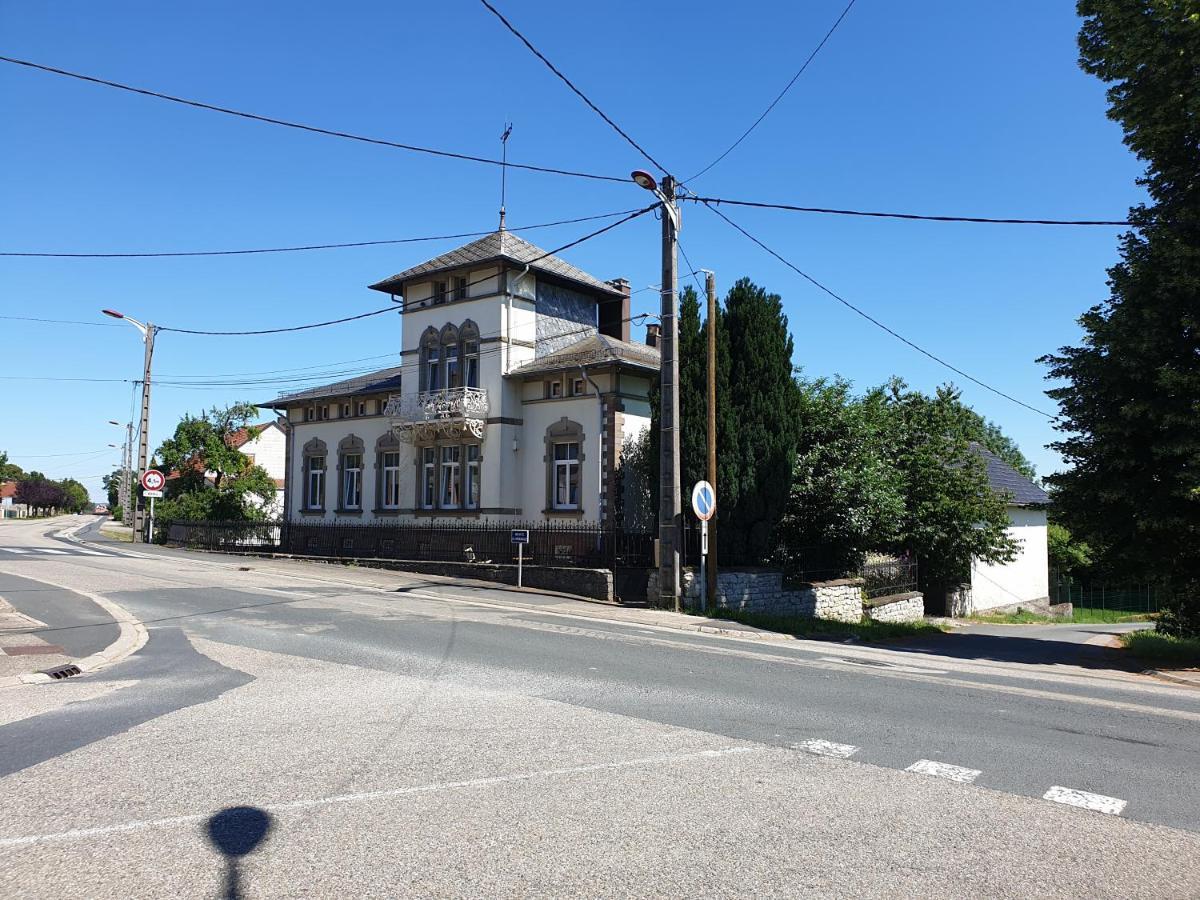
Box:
[453,276,468,302]
[432,280,448,305]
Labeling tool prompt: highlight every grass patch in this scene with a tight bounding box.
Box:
[710,608,947,643]
[1120,630,1200,668]
[965,607,1155,626]
[99,528,134,543]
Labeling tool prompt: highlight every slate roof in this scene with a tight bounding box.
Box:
[258,365,403,409]
[368,230,623,297]
[508,333,660,377]
[970,443,1049,507]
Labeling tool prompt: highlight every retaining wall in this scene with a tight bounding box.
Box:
[647,568,865,623]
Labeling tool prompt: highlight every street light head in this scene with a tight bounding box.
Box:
[108,420,121,426]
[631,170,658,192]
[102,309,125,320]
[108,443,119,448]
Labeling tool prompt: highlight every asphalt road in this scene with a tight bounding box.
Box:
[1,516,1198,898]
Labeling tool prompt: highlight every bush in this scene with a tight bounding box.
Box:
[1122,629,1200,667]
[1157,580,1200,639]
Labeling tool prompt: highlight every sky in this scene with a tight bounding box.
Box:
[0,1,1143,500]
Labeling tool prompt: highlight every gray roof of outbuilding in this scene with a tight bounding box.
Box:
[508,333,661,377]
[970,443,1049,506]
[367,230,623,297]
[258,365,403,408]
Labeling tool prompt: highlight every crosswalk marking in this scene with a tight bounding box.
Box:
[34,548,67,554]
[0,546,111,557]
[2,547,31,554]
[70,548,103,556]
[795,739,859,759]
[1043,786,1126,816]
[906,759,982,784]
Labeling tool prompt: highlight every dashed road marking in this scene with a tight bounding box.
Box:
[1,547,31,554]
[1043,786,1126,816]
[795,739,859,759]
[906,759,982,784]
[32,548,67,554]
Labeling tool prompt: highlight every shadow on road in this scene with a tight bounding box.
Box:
[206,806,273,900]
[873,627,1146,671]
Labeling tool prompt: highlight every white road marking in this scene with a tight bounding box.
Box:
[0,547,31,554]
[0,745,761,848]
[1043,786,1126,816]
[69,548,104,556]
[32,548,67,555]
[795,739,859,759]
[906,759,982,784]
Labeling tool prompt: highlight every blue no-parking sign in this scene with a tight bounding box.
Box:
[691,481,716,521]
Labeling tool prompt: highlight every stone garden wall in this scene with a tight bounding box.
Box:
[647,568,865,624]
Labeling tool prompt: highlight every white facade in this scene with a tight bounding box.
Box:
[236,421,287,516]
[267,232,657,526]
[969,506,1050,612]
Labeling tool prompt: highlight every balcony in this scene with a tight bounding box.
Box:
[385,387,489,443]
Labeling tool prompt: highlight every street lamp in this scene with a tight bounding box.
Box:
[107,419,133,526]
[104,308,157,542]
[632,169,683,610]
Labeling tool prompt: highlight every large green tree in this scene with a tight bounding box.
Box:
[722,278,802,562]
[57,478,91,514]
[778,378,905,576]
[0,451,25,482]
[155,403,276,523]
[1040,2,1200,634]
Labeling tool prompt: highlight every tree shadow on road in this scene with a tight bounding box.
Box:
[870,628,1145,671]
[207,806,273,900]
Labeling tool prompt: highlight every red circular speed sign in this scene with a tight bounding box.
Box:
[140,469,165,492]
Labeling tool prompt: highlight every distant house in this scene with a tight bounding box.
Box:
[1,481,29,518]
[949,445,1051,616]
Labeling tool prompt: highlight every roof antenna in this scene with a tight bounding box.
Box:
[499,122,513,231]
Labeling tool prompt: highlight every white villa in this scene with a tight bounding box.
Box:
[262,229,658,525]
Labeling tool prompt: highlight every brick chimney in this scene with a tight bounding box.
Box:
[645,323,661,348]
[600,278,631,342]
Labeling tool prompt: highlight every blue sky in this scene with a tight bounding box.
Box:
[1,1,1142,499]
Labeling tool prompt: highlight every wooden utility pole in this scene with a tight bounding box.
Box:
[705,270,718,610]
[658,175,682,611]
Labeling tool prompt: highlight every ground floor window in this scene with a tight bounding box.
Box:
[421,448,436,509]
[341,453,362,509]
[381,451,401,509]
[306,456,325,509]
[553,442,580,509]
[465,445,481,510]
[440,446,461,508]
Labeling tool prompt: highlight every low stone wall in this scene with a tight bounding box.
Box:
[864,591,925,624]
[647,567,865,624]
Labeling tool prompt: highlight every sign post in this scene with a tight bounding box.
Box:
[140,469,165,543]
[690,481,716,613]
[511,529,530,588]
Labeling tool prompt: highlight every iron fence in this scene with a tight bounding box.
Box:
[162,519,656,570]
[1050,572,1159,613]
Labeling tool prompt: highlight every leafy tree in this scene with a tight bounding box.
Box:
[887,381,1018,594]
[614,426,655,532]
[722,278,802,562]
[58,478,90,514]
[778,378,905,575]
[155,403,276,522]
[15,477,65,515]
[102,469,124,510]
[0,451,25,482]
[1047,522,1093,575]
[1041,2,1200,634]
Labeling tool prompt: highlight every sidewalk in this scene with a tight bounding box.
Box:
[0,596,72,679]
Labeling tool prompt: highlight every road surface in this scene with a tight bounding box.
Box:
[1,515,1198,898]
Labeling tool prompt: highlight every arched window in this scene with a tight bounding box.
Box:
[420,327,440,392]
[336,435,365,512]
[302,437,327,512]
[440,324,460,389]
[460,320,480,388]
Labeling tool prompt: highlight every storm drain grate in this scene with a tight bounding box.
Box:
[40,664,82,680]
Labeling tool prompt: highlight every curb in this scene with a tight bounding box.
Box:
[1146,669,1200,689]
[1,521,148,688]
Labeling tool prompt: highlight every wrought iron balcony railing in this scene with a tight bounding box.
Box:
[385,387,489,442]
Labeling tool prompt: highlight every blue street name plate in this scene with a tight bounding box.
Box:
[511,529,530,544]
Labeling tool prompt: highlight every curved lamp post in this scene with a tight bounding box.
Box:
[103,309,157,542]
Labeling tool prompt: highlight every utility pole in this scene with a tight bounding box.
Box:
[658,175,682,611]
[705,269,718,611]
[134,325,155,542]
[124,421,134,525]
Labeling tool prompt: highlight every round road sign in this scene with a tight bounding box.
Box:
[141,469,166,492]
[691,480,716,521]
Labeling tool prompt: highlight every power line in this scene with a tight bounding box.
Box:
[0,315,120,327]
[159,306,398,337]
[683,0,859,184]
[0,208,642,258]
[687,195,1133,227]
[476,0,668,176]
[0,55,625,184]
[700,200,1058,419]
